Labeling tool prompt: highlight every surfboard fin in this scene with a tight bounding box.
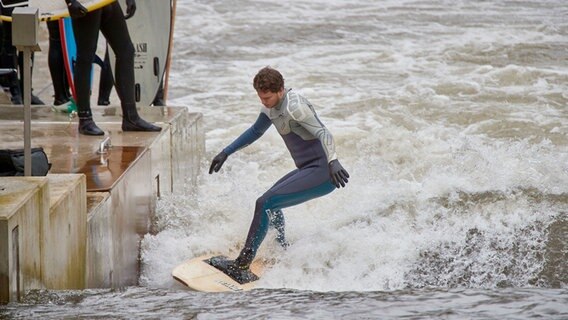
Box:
[207,255,259,285]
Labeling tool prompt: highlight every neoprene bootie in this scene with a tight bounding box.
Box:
[10,86,22,104]
[234,247,255,269]
[31,93,44,105]
[208,256,258,284]
[79,118,104,136]
[122,109,161,132]
[122,117,162,132]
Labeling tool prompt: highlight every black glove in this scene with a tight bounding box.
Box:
[329,159,349,188]
[66,0,88,19]
[209,151,228,174]
[124,0,137,19]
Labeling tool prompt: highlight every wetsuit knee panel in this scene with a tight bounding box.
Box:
[261,181,335,213]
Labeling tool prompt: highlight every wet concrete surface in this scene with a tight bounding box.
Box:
[0,105,182,192]
[52,146,145,192]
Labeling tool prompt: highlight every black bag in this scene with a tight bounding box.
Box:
[0,147,51,176]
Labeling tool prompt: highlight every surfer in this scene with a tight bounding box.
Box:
[208,66,350,283]
[65,0,161,135]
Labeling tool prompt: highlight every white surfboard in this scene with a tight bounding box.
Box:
[172,255,266,292]
[1,0,117,21]
[109,0,172,106]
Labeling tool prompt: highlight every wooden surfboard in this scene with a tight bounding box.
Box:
[172,254,267,292]
[1,0,117,22]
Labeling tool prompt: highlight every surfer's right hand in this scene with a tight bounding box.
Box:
[209,151,228,174]
[66,0,88,19]
[329,159,350,188]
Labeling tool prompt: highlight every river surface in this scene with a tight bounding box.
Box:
[2,0,567,319]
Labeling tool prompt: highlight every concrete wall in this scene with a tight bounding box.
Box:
[0,106,204,301]
[1,174,87,302]
[84,148,154,288]
[0,177,48,303]
[85,192,113,287]
[171,112,204,193]
[149,129,172,198]
[42,174,87,289]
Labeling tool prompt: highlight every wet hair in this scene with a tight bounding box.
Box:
[253,66,284,93]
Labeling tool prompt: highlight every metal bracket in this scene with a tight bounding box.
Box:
[97,137,112,155]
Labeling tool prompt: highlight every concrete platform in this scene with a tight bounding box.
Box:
[0,105,203,195]
[0,105,205,302]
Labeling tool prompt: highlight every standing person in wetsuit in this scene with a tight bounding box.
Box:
[208,66,350,283]
[46,20,73,109]
[65,0,160,135]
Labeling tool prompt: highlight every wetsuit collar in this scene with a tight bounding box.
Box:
[273,88,291,111]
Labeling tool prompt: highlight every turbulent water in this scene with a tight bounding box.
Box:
[2,0,567,319]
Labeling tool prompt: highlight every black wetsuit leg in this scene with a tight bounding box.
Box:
[152,79,165,106]
[72,2,159,133]
[98,3,136,110]
[70,7,102,118]
[97,47,114,105]
[97,3,160,131]
[47,20,71,104]
[73,2,136,116]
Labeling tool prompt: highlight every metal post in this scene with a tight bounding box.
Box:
[11,7,40,176]
[23,49,32,176]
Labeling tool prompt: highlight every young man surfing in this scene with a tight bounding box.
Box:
[209,66,349,283]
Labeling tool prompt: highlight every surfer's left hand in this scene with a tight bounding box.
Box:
[124,0,137,19]
[329,159,350,188]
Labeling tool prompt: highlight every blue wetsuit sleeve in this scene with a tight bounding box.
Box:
[223,113,272,155]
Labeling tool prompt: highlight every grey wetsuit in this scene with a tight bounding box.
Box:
[223,89,337,265]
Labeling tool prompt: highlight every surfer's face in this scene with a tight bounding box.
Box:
[257,88,284,108]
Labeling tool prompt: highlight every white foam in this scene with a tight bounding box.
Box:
[143,0,568,291]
